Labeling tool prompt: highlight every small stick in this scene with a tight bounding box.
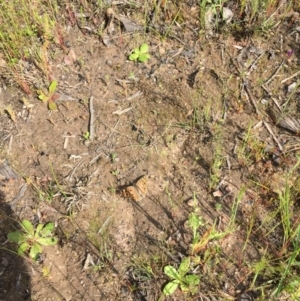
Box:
[11,183,27,208]
[112,107,132,115]
[247,51,265,74]
[285,144,300,153]
[66,159,84,181]
[261,85,282,112]
[244,81,261,115]
[97,216,112,235]
[235,60,261,115]
[263,121,283,151]
[89,95,95,141]
[264,59,285,86]
[226,155,231,170]
[145,233,180,263]
[150,0,163,27]
[281,70,300,84]
[8,135,13,154]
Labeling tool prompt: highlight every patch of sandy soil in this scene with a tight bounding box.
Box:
[1,2,300,301]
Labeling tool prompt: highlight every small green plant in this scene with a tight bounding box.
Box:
[128,72,136,80]
[129,43,150,62]
[163,257,200,296]
[110,152,117,162]
[8,219,58,260]
[83,131,90,140]
[37,80,59,110]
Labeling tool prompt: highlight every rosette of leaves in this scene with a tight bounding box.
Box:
[129,43,150,62]
[163,257,200,296]
[8,219,58,260]
[37,80,59,110]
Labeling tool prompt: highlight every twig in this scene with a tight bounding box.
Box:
[145,233,180,263]
[244,80,261,115]
[281,70,300,84]
[11,183,27,208]
[8,135,13,154]
[150,0,163,27]
[261,85,282,112]
[112,107,132,115]
[106,118,120,149]
[89,95,95,141]
[235,60,261,115]
[66,159,84,182]
[285,143,300,153]
[126,91,143,101]
[97,216,112,235]
[264,59,285,86]
[263,121,283,151]
[248,51,265,74]
[98,118,130,139]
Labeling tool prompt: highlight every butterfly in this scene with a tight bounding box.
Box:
[121,176,147,201]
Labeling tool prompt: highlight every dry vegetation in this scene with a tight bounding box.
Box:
[1,0,300,300]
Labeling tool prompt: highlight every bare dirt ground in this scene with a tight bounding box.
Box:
[1,2,300,301]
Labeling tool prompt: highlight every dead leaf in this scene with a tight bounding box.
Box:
[119,16,143,32]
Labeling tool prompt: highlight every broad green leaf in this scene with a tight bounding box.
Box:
[181,282,189,293]
[8,231,25,243]
[37,90,49,102]
[48,80,57,95]
[138,53,150,62]
[30,242,42,259]
[18,242,29,255]
[39,222,55,237]
[184,274,200,286]
[163,281,179,296]
[48,100,57,110]
[133,47,139,54]
[164,265,180,280]
[35,223,44,237]
[129,53,139,61]
[178,257,190,277]
[21,220,34,236]
[37,237,58,246]
[139,43,149,54]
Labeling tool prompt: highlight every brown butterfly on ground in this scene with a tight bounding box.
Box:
[121,175,147,201]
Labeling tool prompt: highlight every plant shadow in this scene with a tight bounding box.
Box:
[0,185,31,300]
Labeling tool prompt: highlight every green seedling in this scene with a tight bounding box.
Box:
[83,131,90,140]
[37,80,59,110]
[110,152,117,162]
[163,257,200,296]
[8,219,58,260]
[129,43,150,62]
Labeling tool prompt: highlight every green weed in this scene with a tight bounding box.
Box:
[0,1,59,91]
[82,131,90,140]
[129,43,150,63]
[235,122,266,167]
[37,80,59,110]
[163,256,200,296]
[7,219,58,260]
[247,157,300,299]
